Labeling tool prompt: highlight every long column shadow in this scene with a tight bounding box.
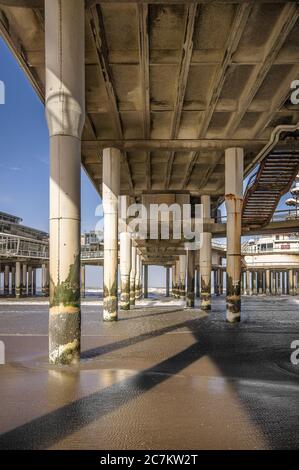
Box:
[1,302,299,449]
[81,315,196,359]
[0,323,207,450]
[117,308,184,322]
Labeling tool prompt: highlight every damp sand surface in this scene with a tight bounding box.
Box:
[0,294,299,449]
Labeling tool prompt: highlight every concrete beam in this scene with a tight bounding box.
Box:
[82,139,267,152]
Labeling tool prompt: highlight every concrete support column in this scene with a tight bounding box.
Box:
[22,264,27,296]
[220,270,224,295]
[144,265,148,299]
[11,266,16,296]
[130,245,136,305]
[16,262,21,299]
[216,268,221,296]
[225,148,243,322]
[28,266,33,296]
[289,269,294,296]
[186,250,195,308]
[81,265,86,299]
[258,271,263,295]
[171,265,175,297]
[213,270,218,296]
[240,271,244,296]
[42,264,47,296]
[252,271,256,295]
[135,253,141,300]
[269,271,273,295]
[102,148,121,321]
[46,0,85,364]
[179,254,186,299]
[120,196,132,310]
[175,262,179,298]
[265,269,270,296]
[200,195,212,311]
[166,267,170,297]
[278,272,282,295]
[246,270,250,296]
[32,269,36,296]
[282,271,286,295]
[4,266,9,296]
[273,271,277,295]
[291,269,296,295]
[196,267,200,298]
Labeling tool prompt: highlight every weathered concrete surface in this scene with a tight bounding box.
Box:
[0,295,299,449]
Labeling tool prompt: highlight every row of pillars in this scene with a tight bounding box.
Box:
[45,0,243,364]
[242,269,299,296]
[172,263,225,304]
[80,255,144,306]
[0,263,49,298]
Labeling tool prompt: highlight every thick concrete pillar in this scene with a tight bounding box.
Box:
[277,272,282,295]
[252,271,257,295]
[102,148,121,321]
[200,195,212,311]
[257,271,263,295]
[28,266,33,296]
[130,245,136,305]
[171,265,175,297]
[225,148,243,322]
[186,250,195,308]
[266,269,270,296]
[292,269,296,296]
[174,260,179,298]
[144,264,148,299]
[135,253,141,300]
[246,270,250,296]
[11,266,16,296]
[179,254,186,299]
[46,0,85,364]
[219,269,224,295]
[213,270,218,296]
[241,271,245,296]
[166,267,170,297]
[32,268,36,296]
[196,266,200,298]
[282,271,286,295]
[4,266,9,296]
[273,271,277,295]
[42,264,47,296]
[15,262,21,299]
[270,271,274,295]
[22,264,27,296]
[289,269,294,296]
[216,268,221,296]
[120,196,132,310]
[81,265,86,298]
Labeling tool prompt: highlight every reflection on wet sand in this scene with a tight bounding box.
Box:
[0,295,299,449]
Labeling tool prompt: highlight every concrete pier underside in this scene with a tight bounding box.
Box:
[0,295,299,450]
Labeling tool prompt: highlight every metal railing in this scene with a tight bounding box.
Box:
[270,208,299,222]
[0,233,48,259]
[81,250,104,260]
